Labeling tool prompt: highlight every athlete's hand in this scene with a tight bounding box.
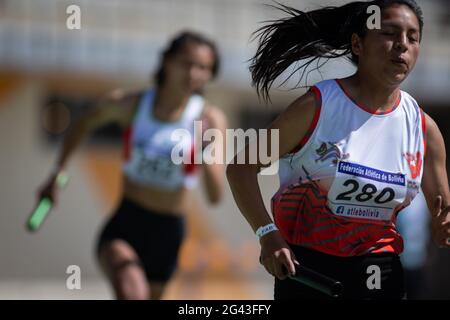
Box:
[259,231,300,280]
[431,196,450,248]
[37,174,59,204]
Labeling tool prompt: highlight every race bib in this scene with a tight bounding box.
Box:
[327,161,407,222]
[126,148,182,187]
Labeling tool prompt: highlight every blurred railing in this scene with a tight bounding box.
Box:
[0,0,449,100]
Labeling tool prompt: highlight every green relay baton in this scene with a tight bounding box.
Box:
[26,172,69,232]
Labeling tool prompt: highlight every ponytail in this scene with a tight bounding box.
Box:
[250,0,424,101]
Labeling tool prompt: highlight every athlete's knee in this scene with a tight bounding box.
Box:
[99,239,139,265]
[113,263,149,300]
[98,240,149,299]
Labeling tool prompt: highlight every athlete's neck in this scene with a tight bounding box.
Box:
[153,85,191,122]
[342,73,401,113]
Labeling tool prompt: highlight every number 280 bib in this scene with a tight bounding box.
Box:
[327,161,407,223]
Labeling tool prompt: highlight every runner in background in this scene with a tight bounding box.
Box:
[37,31,227,299]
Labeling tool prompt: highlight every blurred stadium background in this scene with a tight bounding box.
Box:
[0,0,449,299]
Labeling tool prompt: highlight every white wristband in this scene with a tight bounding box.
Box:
[256,223,278,238]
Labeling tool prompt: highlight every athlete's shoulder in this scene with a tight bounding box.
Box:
[398,89,422,121]
[421,111,445,164]
[423,111,438,136]
[287,88,319,113]
[99,88,147,113]
[313,78,337,86]
[92,88,147,128]
[312,78,338,91]
[399,89,420,107]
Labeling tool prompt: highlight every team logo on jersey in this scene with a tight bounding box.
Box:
[404,151,422,179]
[315,142,350,164]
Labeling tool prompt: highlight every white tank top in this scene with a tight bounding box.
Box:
[275,79,426,226]
[122,89,205,190]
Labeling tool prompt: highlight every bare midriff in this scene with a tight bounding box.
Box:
[122,176,189,215]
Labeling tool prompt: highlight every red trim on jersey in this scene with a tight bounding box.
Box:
[420,108,427,156]
[272,182,403,256]
[335,79,401,115]
[122,127,132,161]
[183,142,197,174]
[289,86,322,154]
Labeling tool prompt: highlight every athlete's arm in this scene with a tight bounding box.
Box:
[200,105,227,204]
[226,90,318,279]
[39,89,139,201]
[421,113,450,248]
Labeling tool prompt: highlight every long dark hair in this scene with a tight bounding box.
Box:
[250,0,424,101]
[154,31,220,88]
